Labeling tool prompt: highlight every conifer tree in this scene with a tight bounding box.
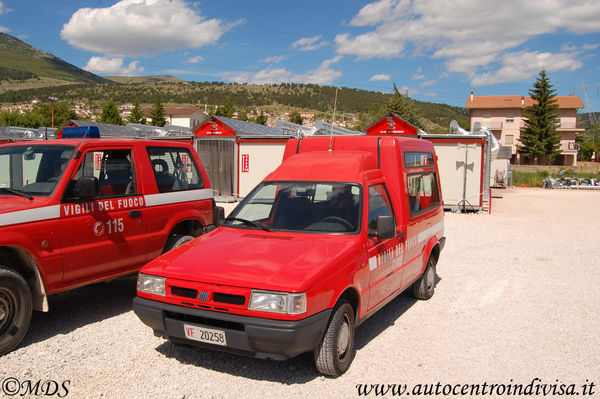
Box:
[517,70,561,165]
[150,94,167,127]
[99,100,123,125]
[127,99,144,124]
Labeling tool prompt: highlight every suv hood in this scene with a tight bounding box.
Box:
[0,196,57,223]
[142,227,366,292]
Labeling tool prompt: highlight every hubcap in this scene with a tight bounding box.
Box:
[336,315,350,358]
[0,289,13,330]
[425,266,434,290]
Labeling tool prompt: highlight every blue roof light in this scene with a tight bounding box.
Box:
[60,126,101,139]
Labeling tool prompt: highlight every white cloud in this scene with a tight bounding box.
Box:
[262,55,287,64]
[471,51,582,86]
[421,80,437,87]
[184,56,204,64]
[0,2,9,15]
[369,74,391,81]
[292,36,327,51]
[0,26,8,33]
[412,67,425,80]
[336,0,600,85]
[61,0,235,56]
[224,56,342,85]
[83,57,144,75]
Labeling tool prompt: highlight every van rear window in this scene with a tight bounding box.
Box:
[405,152,433,168]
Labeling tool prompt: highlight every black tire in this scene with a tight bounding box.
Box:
[163,234,194,253]
[0,267,32,356]
[314,302,355,377]
[412,257,436,300]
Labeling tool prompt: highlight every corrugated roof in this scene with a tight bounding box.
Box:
[465,95,584,109]
[214,116,286,137]
[66,120,129,136]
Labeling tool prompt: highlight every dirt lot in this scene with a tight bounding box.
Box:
[2,188,599,398]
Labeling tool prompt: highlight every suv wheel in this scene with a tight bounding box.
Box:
[0,267,32,356]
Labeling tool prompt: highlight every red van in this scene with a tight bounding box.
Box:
[134,135,445,376]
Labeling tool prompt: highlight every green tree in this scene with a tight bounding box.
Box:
[99,100,123,125]
[127,99,144,124]
[215,98,235,118]
[255,111,267,125]
[150,94,166,127]
[517,70,561,165]
[386,84,425,130]
[288,111,303,125]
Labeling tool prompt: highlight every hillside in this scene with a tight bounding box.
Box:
[0,33,469,132]
[106,75,183,84]
[0,33,108,86]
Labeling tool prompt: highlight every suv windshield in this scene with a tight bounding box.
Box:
[0,144,75,197]
[227,181,361,233]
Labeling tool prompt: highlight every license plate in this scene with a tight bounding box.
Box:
[183,324,227,346]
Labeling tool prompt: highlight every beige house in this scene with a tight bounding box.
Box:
[143,107,208,129]
[465,94,584,165]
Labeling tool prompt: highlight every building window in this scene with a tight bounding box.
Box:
[505,115,514,123]
[553,118,561,126]
[505,135,514,145]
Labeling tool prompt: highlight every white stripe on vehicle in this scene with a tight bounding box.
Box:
[417,221,444,244]
[144,188,213,207]
[0,205,61,227]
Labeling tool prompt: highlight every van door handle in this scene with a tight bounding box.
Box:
[128,210,142,219]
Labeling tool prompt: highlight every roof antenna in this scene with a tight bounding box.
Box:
[328,86,339,153]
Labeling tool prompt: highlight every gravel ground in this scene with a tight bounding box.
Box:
[2,187,599,398]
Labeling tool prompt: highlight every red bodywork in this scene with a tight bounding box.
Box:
[0,138,215,310]
[137,136,444,323]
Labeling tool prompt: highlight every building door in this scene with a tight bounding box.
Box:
[195,139,234,197]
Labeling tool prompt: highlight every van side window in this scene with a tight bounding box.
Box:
[404,152,434,168]
[367,184,395,233]
[147,147,203,193]
[407,172,440,216]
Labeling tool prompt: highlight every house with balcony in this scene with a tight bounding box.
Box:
[465,94,584,165]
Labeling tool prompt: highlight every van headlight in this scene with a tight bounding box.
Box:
[137,274,166,296]
[248,290,306,315]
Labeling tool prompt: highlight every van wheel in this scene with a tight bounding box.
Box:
[314,302,355,377]
[163,235,194,253]
[0,267,32,356]
[412,257,436,300]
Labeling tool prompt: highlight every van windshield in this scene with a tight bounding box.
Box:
[226,181,361,233]
[0,144,75,197]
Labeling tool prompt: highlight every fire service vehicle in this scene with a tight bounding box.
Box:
[0,128,219,355]
[134,135,445,376]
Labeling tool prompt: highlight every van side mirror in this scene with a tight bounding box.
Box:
[214,206,225,226]
[75,176,99,201]
[370,215,395,239]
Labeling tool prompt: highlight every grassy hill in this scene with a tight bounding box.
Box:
[0,33,108,86]
[0,33,468,132]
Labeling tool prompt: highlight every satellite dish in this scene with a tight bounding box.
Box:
[449,120,460,134]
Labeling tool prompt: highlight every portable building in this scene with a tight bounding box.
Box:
[194,116,292,200]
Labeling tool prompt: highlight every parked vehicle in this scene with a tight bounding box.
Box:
[134,135,445,376]
[0,128,220,355]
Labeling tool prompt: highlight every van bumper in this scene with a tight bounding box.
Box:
[133,296,332,360]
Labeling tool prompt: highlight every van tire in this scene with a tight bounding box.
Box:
[314,302,355,377]
[163,234,194,253]
[412,257,436,300]
[0,266,32,356]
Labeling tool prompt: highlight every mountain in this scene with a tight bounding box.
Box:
[106,75,183,83]
[0,33,109,86]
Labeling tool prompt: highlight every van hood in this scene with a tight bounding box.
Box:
[142,227,366,292]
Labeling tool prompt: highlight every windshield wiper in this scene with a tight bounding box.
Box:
[0,187,33,200]
[223,217,272,232]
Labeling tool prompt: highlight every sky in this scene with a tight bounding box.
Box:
[1,0,600,111]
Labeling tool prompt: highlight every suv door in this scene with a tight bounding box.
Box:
[60,146,148,283]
